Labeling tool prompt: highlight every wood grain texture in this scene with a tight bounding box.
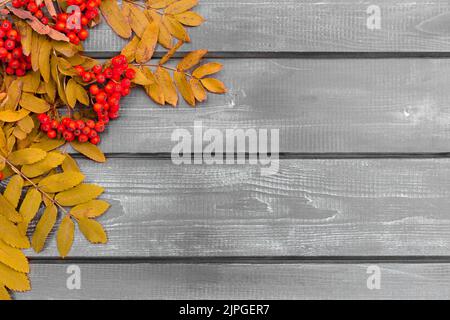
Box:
[97,58,450,153]
[15,262,450,299]
[85,0,450,55]
[19,158,450,257]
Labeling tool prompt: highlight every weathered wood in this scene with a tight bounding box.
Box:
[97,58,450,153]
[85,0,450,55]
[16,262,450,299]
[21,158,450,257]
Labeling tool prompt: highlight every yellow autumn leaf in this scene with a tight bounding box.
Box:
[77,217,108,244]
[174,71,195,106]
[30,135,65,152]
[142,68,165,105]
[66,79,79,108]
[0,215,30,249]
[57,215,74,258]
[70,199,110,218]
[136,20,159,63]
[14,20,32,56]
[0,109,30,122]
[61,154,80,172]
[52,40,79,57]
[3,175,24,209]
[0,240,29,273]
[38,38,52,82]
[162,14,190,42]
[22,151,66,178]
[8,148,47,165]
[0,285,11,300]
[31,204,57,253]
[121,35,140,62]
[159,39,183,65]
[18,188,42,236]
[192,62,223,79]
[70,141,106,163]
[0,194,22,223]
[149,0,177,9]
[165,0,198,15]
[155,67,178,106]
[190,78,207,102]
[200,78,227,94]
[19,93,51,113]
[3,79,23,110]
[31,32,41,72]
[17,116,34,134]
[55,184,104,206]
[177,49,207,71]
[128,65,153,85]
[38,171,85,193]
[158,19,173,49]
[124,3,149,37]
[0,263,30,292]
[21,71,40,93]
[99,0,132,38]
[12,127,27,141]
[174,11,204,26]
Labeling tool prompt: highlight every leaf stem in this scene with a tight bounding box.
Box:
[135,63,194,78]
[0,154,70,215]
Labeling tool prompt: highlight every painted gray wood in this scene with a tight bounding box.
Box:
[15,262,450,299]
[21,158,450,257]
[85,0,450,55]
[96,58,450,153]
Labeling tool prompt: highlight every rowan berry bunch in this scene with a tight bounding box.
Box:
[38,114,104,144]
[36,54,134,144]
[0,19,31,76]
[11,0,48,24]
[53,0,102,44]
[77,54,135,122]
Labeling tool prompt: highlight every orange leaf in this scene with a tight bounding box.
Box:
[162,14,190,42]
[148,0,177,9]
[174,71,195,106]
[174,11,204,26]
[99,0,132,38]
[165,0,198,15]
[201,78,227,94]
[159,40,183,65]
[155,67,178,106]
[193,62,223,79]
[177,49,207,71]
[143,68,165,105]
[190,78,207,102]
[136,20,159,63]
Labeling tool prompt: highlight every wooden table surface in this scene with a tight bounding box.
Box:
[17,0,450,299]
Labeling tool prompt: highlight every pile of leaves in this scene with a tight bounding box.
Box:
[0,0,226,300]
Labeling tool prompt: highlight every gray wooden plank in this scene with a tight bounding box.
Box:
[85,0,450,54]
[98,58,450,153]
[15,262,450,299]
[21,158,450,257]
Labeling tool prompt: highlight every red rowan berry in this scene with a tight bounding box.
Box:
[63,130,75,141]
[73,129,81,136]
[62,117,72,127]
[95,73,106,84]
[121,87,130,96]
[82,72,92,82]
[27,2,38,13]
[95,92,107,102]
[1,20,12,32]
[4,39,15,51]
[15,68,25,76]
[89,84,100,95]
[57,124,65,133]
[82,126,91,135]
[41,123,51,132]
[55,21,66,31]
[41,17,49,25]
[11,47,22,59]
[103,67,112,78]
[86,119,95,128]
[94,121,105,132]
[81,16,89,26]
[75,120,85,129]
[34,10,43,19]
[47,130,57,139]
[38,114,50,123]
[78,29,89,41]
[78,134,88,143]
[125,68,136,79]
[50,119,59,129]
[74,65,85,75]
[90,135,100,145]
[88,129,97,138]
[66,121,77,131]
[12,0,22,7]
[93,102,103,113]
[5,66,14,75]
[6,29,18,41]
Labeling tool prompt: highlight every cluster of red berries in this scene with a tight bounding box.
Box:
[0,20,31,76]
[11,0,49,25]
[76,54,135,123]
[53,0,101,44]
[38,114,104,144]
